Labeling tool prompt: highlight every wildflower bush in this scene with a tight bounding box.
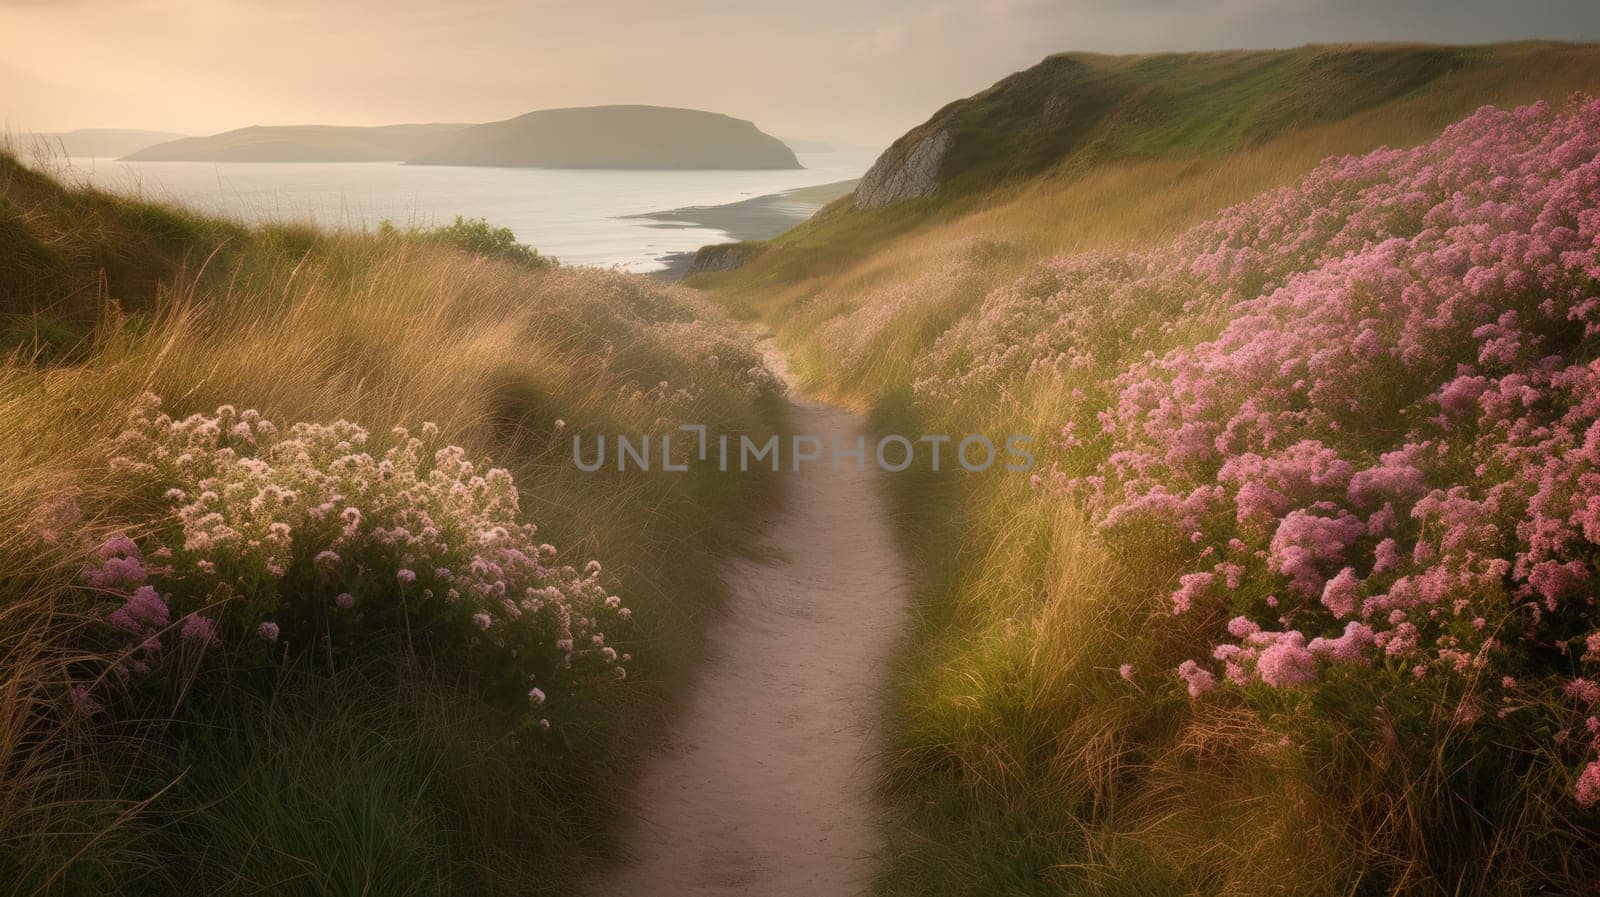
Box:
[913,96,1600,813]
[699,53,1600,895]
[83,396,628,723]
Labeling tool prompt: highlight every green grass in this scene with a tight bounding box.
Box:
[71,659,636,896]
[0,152,244,314]
[387,216,557,268]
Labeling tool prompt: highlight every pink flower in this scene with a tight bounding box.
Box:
[108,586,171,633]
[1178,660,1217,697]
[1529,560,1589,605]
[1320,567,1359,619]
[71,684,103,718]
[1118,663,1136,682]
[1308,622,1375,665]
[1170,572,1214,614]
[1577,762,1600,808]
[1258,637,1317,687]
[1347,459,1428,508]
[180,613,218,646]
[1565,679,1600,705]
[1227,615,1261,638]
[1372,538,1402,574]
[84,534,148,590]
[1435,374,1489,417]
[1268,511,1366,598]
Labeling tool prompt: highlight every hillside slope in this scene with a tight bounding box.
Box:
[855,42,1592,208]
[698,41,1600,332]
[0,151,781,895]
[409,105,800,170]
[124,123,469,162]
[0,151,245,358]
[696,41,1600,897]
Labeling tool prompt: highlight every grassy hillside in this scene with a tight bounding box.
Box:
[696,42,1600,896]
[702,41,1600,324]
[873,44,1475,198]
[0,152,781,894]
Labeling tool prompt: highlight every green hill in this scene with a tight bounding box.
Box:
[854,41,1600,208]
[855,44,1463,206]
[124,123,469,162]
[408,105,800,170]
[694,41,1600,293]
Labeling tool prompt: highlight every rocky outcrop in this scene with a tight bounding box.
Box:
[853,129,951,209]
[684,242,759,277]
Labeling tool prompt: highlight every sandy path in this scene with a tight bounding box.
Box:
[597,343,909,897]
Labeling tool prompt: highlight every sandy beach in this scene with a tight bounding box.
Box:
[635,178,858,278]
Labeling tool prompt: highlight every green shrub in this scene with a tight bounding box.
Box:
[420,217,555,269]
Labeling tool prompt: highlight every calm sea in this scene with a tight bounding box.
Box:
[50,151,875,272]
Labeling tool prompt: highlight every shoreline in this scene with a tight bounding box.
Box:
[37,152,875,274]
[632,178,858,280]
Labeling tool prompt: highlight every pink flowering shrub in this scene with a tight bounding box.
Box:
[914,251,1201,401]
[922,97,1600,805]
[82,394,629,722]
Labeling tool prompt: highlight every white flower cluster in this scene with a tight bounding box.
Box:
[90,394,630,721]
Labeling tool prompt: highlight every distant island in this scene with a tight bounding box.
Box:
[115,107,801,169]
[20,129,188,158]
[408,106,801,170]
[124,123,469,162]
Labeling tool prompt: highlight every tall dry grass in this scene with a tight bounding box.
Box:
[0,171,781,893]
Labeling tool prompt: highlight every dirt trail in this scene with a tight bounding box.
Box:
[598,342,909,897]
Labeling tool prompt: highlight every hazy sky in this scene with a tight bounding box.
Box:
[4,0,1600,148]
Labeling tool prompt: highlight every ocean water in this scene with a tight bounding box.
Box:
[50,151,875,272]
